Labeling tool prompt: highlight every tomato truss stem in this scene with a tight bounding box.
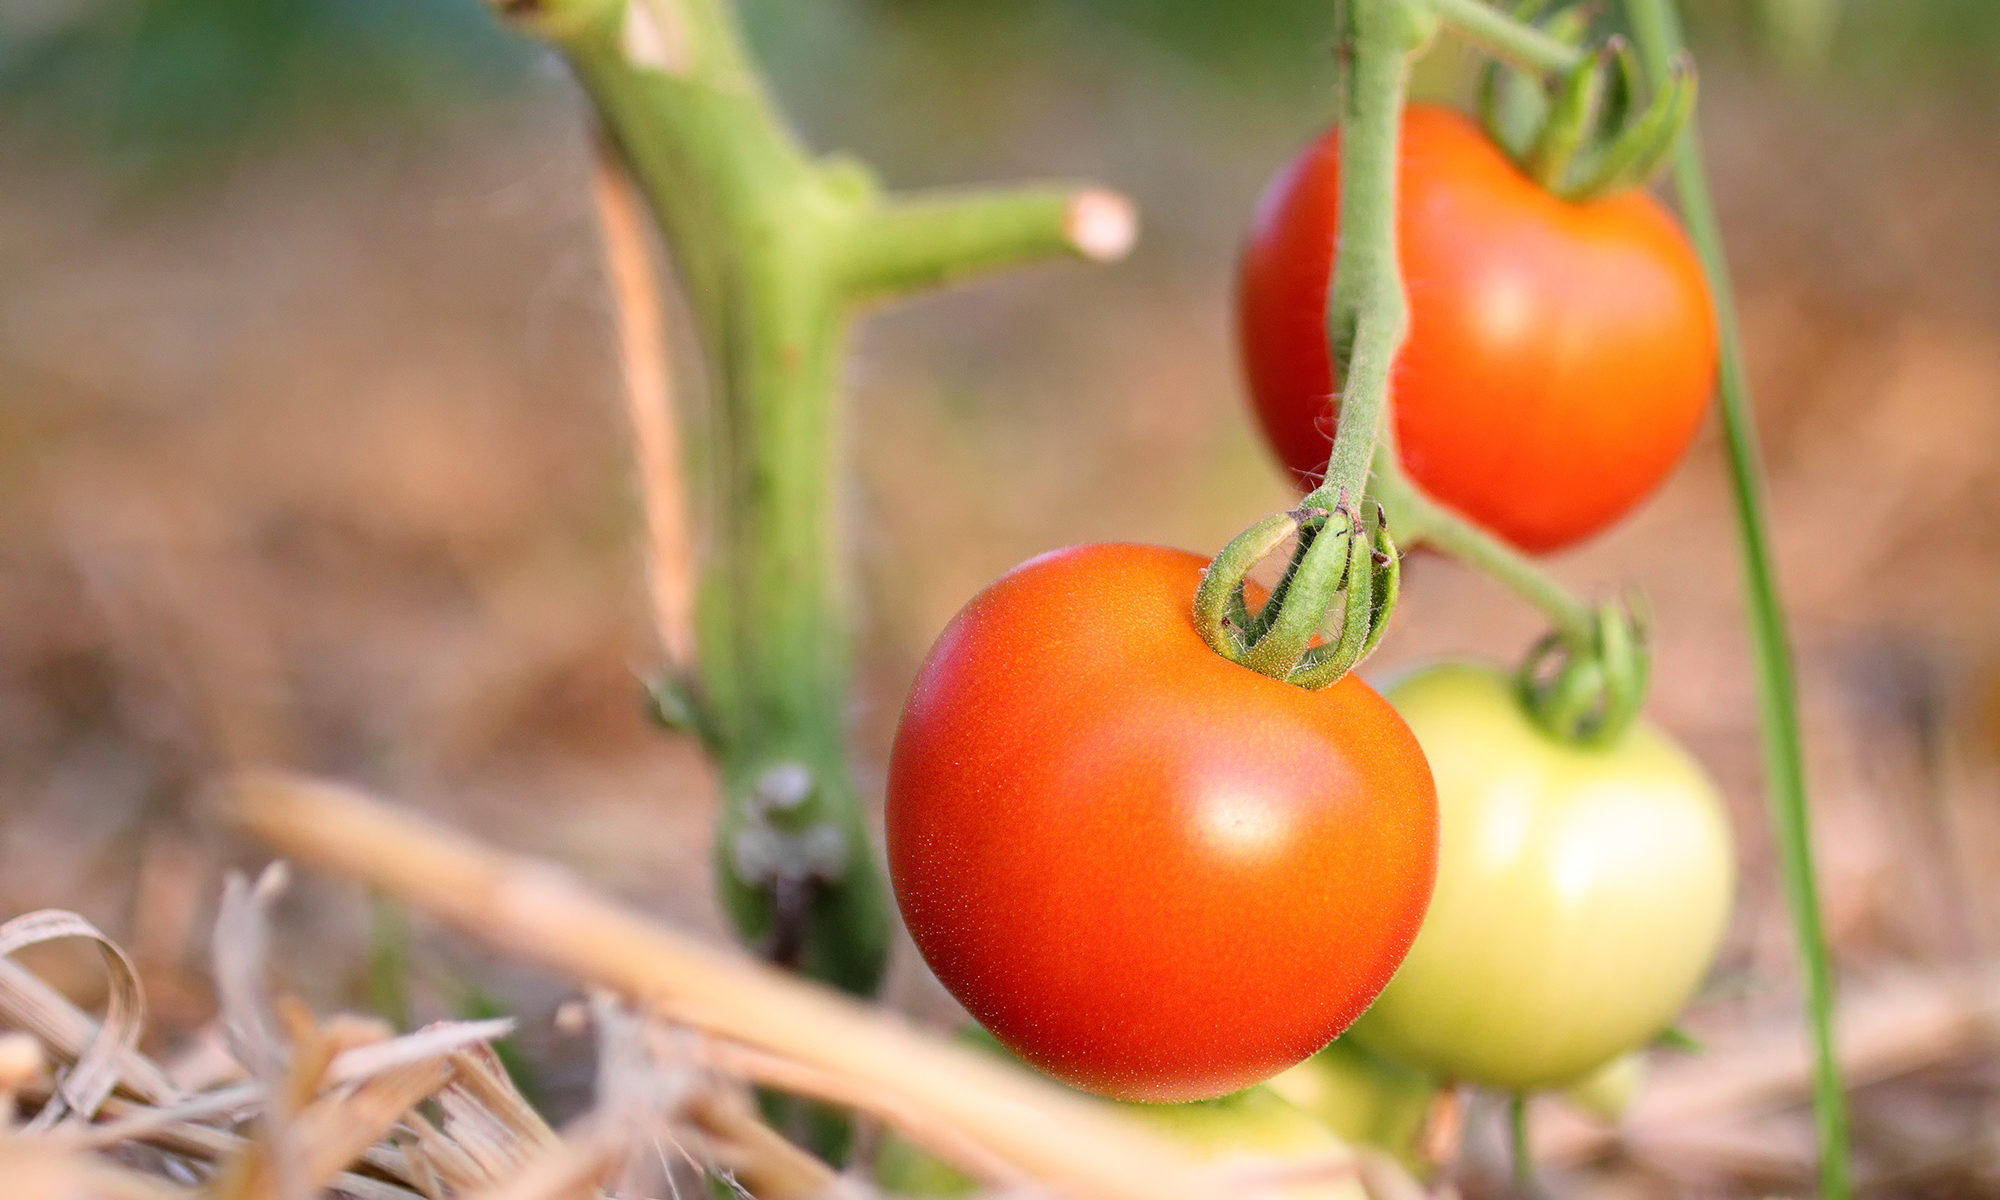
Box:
[1196,0,1431,687]
[1426,0,1589,76]
[1368,450,1596,649]
[483,0,1134,999]
[1202,0,1646,697]
[1299,0,1430,519]
[1371,451,1651,744]
[1624,1,1852,1194]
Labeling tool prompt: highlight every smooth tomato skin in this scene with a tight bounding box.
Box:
[880,1071,1367,1200]
[1266,1039,1435,1168]
[1347,664,1735,1090]
[1237,105,1719,553]
[1559,1050,1648,1122]
[887,544,1438,1102]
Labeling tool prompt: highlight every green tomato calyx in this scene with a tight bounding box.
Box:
[1195,499,1401,689]
[1518,598,1651,746]
[1478,3,1699,203]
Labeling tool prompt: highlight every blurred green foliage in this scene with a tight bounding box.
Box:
[0,0,530,175]
[0,0,1991,178]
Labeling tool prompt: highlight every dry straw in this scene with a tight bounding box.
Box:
[7,770,1987,1197]
[0,841,992,1198]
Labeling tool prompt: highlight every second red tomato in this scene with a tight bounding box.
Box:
[1237,105,1718,553]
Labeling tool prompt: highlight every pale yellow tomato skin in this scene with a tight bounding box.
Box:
[1559,1050,1647,1121]
[878,1086,1366,1200]
[1267,1039,1434,1167]
[1134,1088,1368,1200]
[1347,664,1735,1090]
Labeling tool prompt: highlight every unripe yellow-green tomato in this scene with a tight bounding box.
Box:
[1558,1050,1647,1121]
[1132,1085,1365,1200]
[873,1130,978,1197]
[1346,664,1734,1090]
[1266,1039,1434,1167]
[877,1075,1365,1199]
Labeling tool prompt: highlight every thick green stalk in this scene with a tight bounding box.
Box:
[1623,2,1850,1194]
[560,11,885,992]
[498,0,1130,997]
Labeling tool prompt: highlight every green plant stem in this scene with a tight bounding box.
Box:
[1192,0,1431,684]
[1426,0,1587,75]
[839,187,1130,303]
[366,892,412,1030]
[1370,449,1595,648]
[1623,2,1850,1195]
[1508,1093,1535,1193]
[1300,0,1428,515]
[496,0,1127,997]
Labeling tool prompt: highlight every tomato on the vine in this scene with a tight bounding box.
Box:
[1346,663,1734,1090]
[1237,105,1719,553]
[886,544,1438,1102]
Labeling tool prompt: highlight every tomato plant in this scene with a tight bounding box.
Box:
[490,0,1842,1183]
[1346,663,1734,1089]
[1236,104,1719,553]
[886,543,1438,1102]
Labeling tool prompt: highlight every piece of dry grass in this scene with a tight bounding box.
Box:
[0,1139,186,1200]
[213,768,2000,1199]
[31,762,1989,1198]
[1535,971,2000,1169]
[0,910,173,1126]
[591,142,698,672]
[0,861,850,1200]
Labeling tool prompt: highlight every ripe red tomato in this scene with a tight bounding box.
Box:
[1237,105,1718,553]
[886,544,1438,1102]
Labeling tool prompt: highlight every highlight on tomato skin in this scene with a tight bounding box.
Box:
[1237,104,1720,554]
[1346,662,1736,1091]
[884,542,1439,1103]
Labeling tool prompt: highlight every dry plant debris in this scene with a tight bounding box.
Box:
[216,772,1327,1200]
[9,768,1996,1198]
[0,866,877,1200]
[0,771,1423,1200]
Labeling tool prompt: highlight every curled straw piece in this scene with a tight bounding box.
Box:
[0,909,150,1132]
[0,891,848,1199]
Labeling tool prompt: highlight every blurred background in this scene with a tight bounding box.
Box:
[1,0,1997,1193]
